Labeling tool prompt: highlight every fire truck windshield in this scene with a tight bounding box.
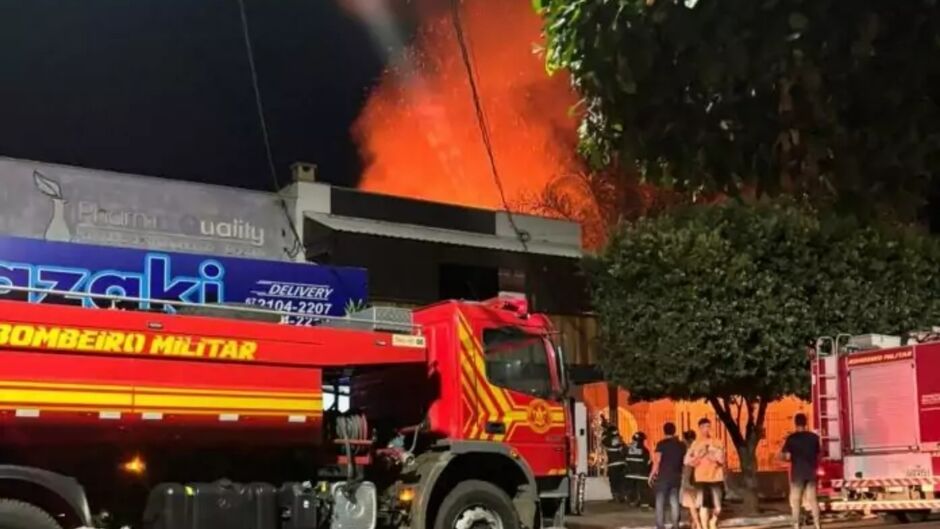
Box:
[483,327,553,398]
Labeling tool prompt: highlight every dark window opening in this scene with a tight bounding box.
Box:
[439,263,498,301]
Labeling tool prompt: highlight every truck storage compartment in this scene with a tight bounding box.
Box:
[915,342,940,449]
[189,480,277,529]
[143,483,188,529]
[248,483,280,529]
[279,482,319,529]
[848,355,919,451]
[143,480,278,529]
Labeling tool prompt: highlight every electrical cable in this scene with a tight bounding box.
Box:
[448,0,530,251]
[236,0,307,259]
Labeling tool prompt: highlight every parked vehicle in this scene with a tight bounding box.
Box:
[0,291,575,529]
[811,333,940,523]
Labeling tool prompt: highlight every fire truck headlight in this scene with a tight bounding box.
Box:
[398,486,416,504]
[121,455,146,475]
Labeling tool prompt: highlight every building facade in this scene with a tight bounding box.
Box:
[0,157,805,483]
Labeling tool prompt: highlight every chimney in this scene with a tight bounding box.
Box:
[291,162,318,183]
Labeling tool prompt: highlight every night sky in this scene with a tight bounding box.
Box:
[0,0,389,190]
[3,1,939,230]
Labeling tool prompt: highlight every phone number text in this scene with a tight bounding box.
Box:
[244,297,333,316]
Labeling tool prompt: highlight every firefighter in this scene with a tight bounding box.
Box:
[602,422,628,502]
[624,431,653,507]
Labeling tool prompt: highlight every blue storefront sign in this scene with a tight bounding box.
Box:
[0,236,367,325]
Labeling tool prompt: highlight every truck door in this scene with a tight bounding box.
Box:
[469,325,568,477]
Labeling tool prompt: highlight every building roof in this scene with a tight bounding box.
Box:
[305,211,582,258]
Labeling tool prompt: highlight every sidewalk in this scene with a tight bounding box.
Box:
[567,500,794,529]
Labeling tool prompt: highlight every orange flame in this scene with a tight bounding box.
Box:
[350,0,583,213]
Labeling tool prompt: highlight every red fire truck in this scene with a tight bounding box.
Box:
[0,292,575,529]
[811,333,940,523]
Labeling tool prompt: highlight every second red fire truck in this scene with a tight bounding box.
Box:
[0,291,575,529]
[812,333,940,523]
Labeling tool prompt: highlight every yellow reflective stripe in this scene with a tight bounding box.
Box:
[135,386,319,399]
[134,394,321,412]
[0,380,320,400]
[1,389,321,412]
[136,408,322,417]
[0,388,133,406]
[0,381,322,414]
[457,314,515,414]
[0,404,322,417]
[457,321,501,439]
[0,380,134,391]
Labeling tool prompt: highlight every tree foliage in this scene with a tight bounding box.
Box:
[587,200,940,507]
[517,165,683,249]
[536,0,940,216]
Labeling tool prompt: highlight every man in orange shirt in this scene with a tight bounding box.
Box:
[684,417,726,529]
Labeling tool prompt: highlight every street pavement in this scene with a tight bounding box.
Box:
[566,500,790,529]
[566,501,940,529]
[820,515,940,528]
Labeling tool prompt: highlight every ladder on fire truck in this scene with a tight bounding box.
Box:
[812,334,852,461]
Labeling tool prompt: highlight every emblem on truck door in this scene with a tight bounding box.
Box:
[526,399,552,434]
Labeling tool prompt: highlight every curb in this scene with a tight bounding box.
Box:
[721,514,792,528]
[566,514,792,529]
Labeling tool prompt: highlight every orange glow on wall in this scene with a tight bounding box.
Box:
[580,383,810,473]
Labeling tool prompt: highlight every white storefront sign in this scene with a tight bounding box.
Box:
[0,157,299,261]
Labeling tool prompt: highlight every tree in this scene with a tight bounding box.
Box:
[586,200,940,510]
[516,165,683,248]
[535,0,940,218]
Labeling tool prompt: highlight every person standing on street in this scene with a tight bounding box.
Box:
[649,422,686,529]
[680,430,702,529]
[602,422,628,503]
[624,431,652,506]
[685,418,726,529]
[780,413,822,529]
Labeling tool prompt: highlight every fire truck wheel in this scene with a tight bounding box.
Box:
[434,480,520,529]
[0,499,62,529]
[893,510,929,524]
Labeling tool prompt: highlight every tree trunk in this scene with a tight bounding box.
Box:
[607,383,618,426]
[707,396,768,516]
[735,437,760,515]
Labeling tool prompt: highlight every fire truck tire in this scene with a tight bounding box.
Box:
[894,510,929,524]
[0,499,62,529]
[434,480,520,529]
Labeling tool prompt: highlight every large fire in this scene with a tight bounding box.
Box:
[349,1,581,208]
[345,0,665,248]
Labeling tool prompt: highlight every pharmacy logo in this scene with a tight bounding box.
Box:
[33,171,72,242]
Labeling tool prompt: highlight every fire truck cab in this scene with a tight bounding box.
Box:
[0,292,574,529]
[811,333,940,523]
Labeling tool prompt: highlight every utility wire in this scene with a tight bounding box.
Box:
[236,0,306,259]
[448,0,530,251]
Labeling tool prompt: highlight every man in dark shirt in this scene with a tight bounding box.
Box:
[780,413,821,529]
[650,422,687,529]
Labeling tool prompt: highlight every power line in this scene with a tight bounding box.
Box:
[448,0,530,251]
[236,0,306,259]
